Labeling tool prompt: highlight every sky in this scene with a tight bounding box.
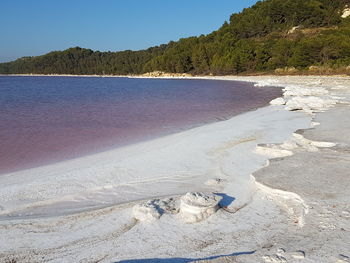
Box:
[0,0,259,62]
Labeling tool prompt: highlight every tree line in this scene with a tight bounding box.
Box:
[1,0,350,75]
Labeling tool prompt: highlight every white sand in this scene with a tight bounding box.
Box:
[0,75,349,263]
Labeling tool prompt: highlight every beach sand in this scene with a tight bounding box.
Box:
[0,76,349,263]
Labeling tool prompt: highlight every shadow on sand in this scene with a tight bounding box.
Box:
[115,251,255,263]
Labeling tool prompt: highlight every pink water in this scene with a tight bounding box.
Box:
[0,76,281,175]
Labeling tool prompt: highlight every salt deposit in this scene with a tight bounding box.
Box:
[254,145,294,158]
[291,133,336,149]
[285,96,337,113]
[254,79,278,87]
[255,179,309,227]
[270,97,286,105]
[254,132,336,158]
[283,86,328,96]
[133,201,161,222]
[0,75,349,263]
[179,192,222,223]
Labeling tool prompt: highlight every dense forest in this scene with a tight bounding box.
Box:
[1,0,350,75]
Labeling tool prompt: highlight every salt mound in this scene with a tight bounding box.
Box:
[254,79,278,87]
[180,192,222,223]
[270,97,286,105]
[283,86,328,97]
[285,96,337,113]
[133,201,161,222]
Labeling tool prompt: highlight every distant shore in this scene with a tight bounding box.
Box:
[1,71,349,79]
[0,73,127,78]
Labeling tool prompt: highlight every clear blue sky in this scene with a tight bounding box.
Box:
[0,0,258,62]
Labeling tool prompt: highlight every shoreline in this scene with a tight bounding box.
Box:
[0,75,349,262]
[1,72,350,79]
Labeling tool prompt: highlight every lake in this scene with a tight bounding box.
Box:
[0,76,281,174]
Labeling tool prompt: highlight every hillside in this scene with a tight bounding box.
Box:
[1,0,350,75]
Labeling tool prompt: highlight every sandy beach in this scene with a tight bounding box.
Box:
[0,75,349,263]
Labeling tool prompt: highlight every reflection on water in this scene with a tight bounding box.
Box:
[0,76,281,174]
